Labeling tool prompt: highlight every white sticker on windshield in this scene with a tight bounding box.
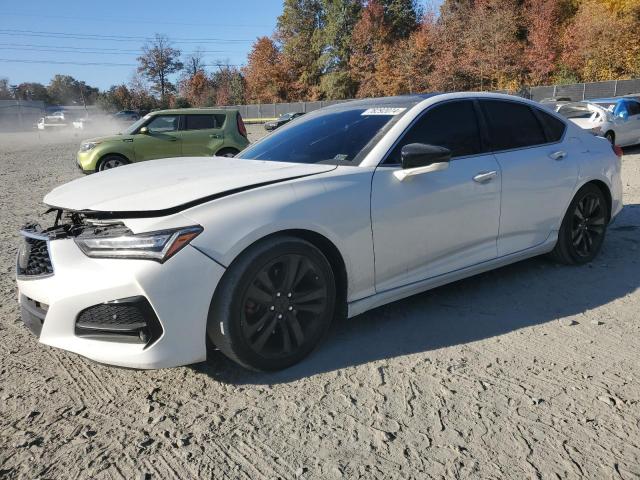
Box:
[361,107,406,116]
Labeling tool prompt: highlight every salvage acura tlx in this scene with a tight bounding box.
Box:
[16,92,623,371]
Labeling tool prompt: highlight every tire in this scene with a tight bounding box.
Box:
[605,131,615,145]
[215,148,239,158]
[98,155,128,171]
[208,236,336,371]
[550,184,609,265]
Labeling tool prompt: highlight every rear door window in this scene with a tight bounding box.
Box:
[480,100,547,151]
[386,100,482,163]
[184,114,216,130]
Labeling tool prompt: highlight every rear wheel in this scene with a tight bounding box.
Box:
[98,155,128,171]
[208,236,336,371]
[216,148,239,158]
[551,184,608,265]
[605,131,615,145]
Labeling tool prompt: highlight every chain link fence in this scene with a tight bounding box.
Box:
[222,79,640,121]
[528,78,640,102]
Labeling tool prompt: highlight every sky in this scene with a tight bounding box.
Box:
[0,0,442,91]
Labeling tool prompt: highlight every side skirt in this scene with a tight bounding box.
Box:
[347,235,557,318]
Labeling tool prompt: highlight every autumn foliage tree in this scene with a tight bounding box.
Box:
[562,0,640,81]
[243,37,288,103]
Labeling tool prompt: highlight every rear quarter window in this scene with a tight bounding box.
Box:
[533,108,566,142]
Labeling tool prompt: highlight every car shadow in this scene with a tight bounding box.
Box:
[193,203,640,385]
[623,145,640,155]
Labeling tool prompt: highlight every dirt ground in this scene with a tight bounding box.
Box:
[0,127,639,479]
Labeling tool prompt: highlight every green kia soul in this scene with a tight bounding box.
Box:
[76,108,250,173]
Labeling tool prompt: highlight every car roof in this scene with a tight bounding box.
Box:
[588,98,625,104]
[323,93,440,111]
[151,108,236,115]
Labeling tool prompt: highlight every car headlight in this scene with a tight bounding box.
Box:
[75,226,203,262]
[79,141,101,152]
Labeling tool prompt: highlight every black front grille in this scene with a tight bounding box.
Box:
[75,296,163,346]
[17,235,53,277]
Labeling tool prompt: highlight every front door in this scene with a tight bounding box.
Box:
[371,100,502,292]
[134,114,182,161]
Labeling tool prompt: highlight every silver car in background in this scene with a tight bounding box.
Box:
[556,97,640,146]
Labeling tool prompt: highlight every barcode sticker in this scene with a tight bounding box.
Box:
[361,107,406,116]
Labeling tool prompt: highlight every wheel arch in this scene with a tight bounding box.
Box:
[214,228,349,322]
[215,146,240,157]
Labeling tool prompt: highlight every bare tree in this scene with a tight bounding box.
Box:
[184,48,205,77]
[137,34,183,104]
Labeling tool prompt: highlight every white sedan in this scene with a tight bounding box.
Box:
[557,97,640,146]
[16,92,623,371]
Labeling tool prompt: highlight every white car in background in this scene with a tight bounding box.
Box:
[557,97,640,146]
[16,92,623,371]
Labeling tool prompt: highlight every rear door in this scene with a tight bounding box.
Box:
[179,114,226,156]
[370,100,502,291]
[133,114,182,161]
[479,99,579,256]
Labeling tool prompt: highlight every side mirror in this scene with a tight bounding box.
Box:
[139,126,149,134]
[395,143,451,181]
[618,111,629,121]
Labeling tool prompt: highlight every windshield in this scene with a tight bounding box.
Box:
[122,114,150,134]
[237,107,407,165]
[591,101,616,112]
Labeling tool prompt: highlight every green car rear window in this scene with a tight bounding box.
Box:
[184,114,227,130]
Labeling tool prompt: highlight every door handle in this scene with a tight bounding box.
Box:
[473,171,497,183]
[549,150,566,160]
[168,137,178,141]
[209,134,222,139]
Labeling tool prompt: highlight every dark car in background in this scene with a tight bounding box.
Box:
[111,110,140,124]
[264,112,305,131]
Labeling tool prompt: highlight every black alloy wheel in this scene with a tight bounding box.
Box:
[208,236,336,371]
[551,184,608,265]
[570,193,606,258]
[240,254,328,359]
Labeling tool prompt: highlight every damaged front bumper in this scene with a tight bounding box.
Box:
[16,211,225,369]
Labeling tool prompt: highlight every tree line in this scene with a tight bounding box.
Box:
[2,0,639,110]
[242,0,640,103]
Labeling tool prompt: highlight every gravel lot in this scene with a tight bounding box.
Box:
[1,127,639,479]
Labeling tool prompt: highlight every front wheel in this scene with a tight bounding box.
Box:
[208,236,336,371]
[98,155,128,171]
[551,184,608,265]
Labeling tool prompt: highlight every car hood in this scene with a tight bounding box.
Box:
[80,134,126,144]
[44,156,337,214]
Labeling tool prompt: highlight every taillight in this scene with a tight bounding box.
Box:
[237,113,247,139]
[612,144,623,158]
